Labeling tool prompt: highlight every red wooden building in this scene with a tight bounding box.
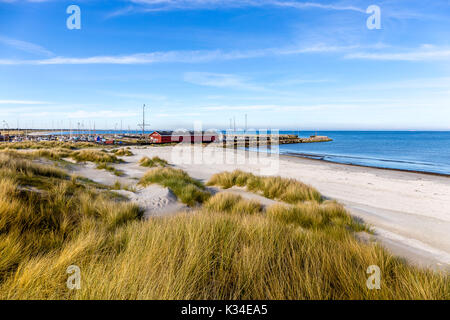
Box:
[149,131,218,144]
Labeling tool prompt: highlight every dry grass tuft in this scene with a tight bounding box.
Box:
[96,163,124,176]
[139,156,168,168]
[203,193,263,215]
[139,167,210,206]
[0,141,97,150]
[71,149,123,164]
[114,148,133,156]
[207,170,322,203]
[0,153,141,291]
[267,201,367,232]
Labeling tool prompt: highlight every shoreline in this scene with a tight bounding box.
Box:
[240,146,450,177]
[280,151,450,178]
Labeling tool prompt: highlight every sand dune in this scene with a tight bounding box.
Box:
[63,146,450,271]
[115,186,188,218]
[126,146,450,271]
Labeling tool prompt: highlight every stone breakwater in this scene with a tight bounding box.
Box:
[222,134,332,146]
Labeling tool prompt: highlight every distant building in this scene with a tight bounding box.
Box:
[149,131,218,144]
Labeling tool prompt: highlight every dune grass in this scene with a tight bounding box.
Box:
[114,148,133,156]
[0,153,141,289]
[139,167,210,206]
[0,141,97,150]
[96,163,124,177]
[267,201,367,232]
[71,149,123,164]
[139,156,169,168]
[1,147,125,178]
[0,148,72,162]
[207,170,322,203]
[0,147,122,165]
[0,190,447,299]
[0,153,69,190]
[0,154,447,300]
[203,193,263,215]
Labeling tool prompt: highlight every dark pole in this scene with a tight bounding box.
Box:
[142,104,145,136]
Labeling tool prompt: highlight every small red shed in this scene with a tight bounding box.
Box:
[149,131,217,144]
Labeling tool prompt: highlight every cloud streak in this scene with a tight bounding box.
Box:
[0,36,53,56]
[122,0,365,13]
[0,44,359,65]
[345,45,450,61]
[0,99,49,105]
[1,44,449,65]
[184,72,264,90]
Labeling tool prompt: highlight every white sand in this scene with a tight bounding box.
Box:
[65,154,188,218]
[115,186,188,218]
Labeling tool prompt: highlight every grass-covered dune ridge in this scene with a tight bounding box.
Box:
[0,152,141,288]
[139,156,169,168]
[1,188,447,299]
[114,148,133,157]
[0,151,447,299]
[0,141,97,150]
[207,170,322,203]
[71,149,123,164]
[139,167,210,206]
[0,148,125,176]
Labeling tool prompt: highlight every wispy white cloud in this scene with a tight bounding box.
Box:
[0,44,359,65]
[2,43,447,65]
[200,104,359,112]
[200,98,450,113]
[66,110,139,119]
[155,112,203,117]
[184,72,264,90]
[346,45,450,61]
[1,109,139,119]
[120,0,365,14]
[0,0,53,3]
[0,99,48,105]
[0,36,53,56]
[102,91,167,101]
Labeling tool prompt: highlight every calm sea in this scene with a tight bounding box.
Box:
[247,131,450,176]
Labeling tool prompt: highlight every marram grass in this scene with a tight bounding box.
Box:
[0,141,97,150]
[139,156,169,168]
[207,170,322,203]
[139,167,210,206]
[71,149,123,164]
[114,148,133,156]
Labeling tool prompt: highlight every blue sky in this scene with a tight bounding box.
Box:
[0,0,449,131]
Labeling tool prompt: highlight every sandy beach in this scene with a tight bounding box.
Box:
[68,145,450,271]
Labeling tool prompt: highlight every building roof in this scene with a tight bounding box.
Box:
[151,131,218,136]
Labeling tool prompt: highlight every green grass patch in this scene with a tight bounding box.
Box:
[71,149,123,164]
[139,167,210,206]
[207,170,322,203]
[203,193,263,215]
[114,148,134,156]
[0,141,97,150]
[139,156,168,168]
[96,163,124,177]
